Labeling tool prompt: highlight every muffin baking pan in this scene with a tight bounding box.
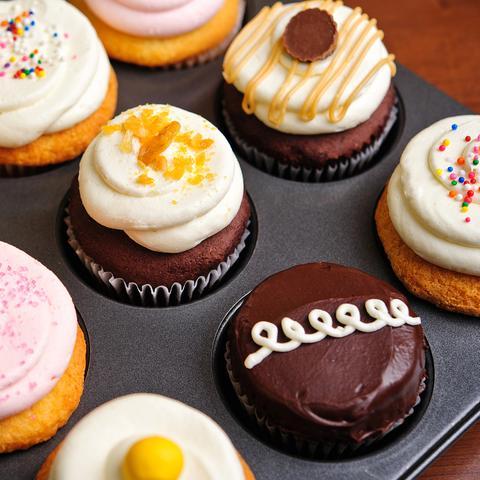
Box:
[1,1,479,478]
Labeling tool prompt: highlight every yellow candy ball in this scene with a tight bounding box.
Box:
[122,436,184,480]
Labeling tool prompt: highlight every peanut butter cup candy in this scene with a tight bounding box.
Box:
[67,104,251,307]
[227,263,427,457]
[222,1,398,182]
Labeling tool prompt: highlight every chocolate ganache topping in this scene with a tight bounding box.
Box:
[228,263,426,444]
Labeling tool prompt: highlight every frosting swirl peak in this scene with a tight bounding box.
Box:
[388,115,480,275]
[0,0,110,148]
[84,0,223,38]
[0,242,77,420]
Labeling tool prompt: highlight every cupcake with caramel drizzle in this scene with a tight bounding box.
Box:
[222,0,397,182]
[66,104,250,306]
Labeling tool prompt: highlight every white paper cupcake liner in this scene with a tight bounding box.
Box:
[163,0,246,70]
[225,342,426,459]
[222,101,399,182]
[65,213,250,307]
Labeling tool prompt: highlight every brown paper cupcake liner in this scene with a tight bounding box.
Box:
[0,163,59,178]
[164,0,246,70]
[65,213,250,307]
[222,101,398,182]
[225,342,426,459]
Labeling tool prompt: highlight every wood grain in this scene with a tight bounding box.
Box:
[348,1,480,478]
[350,0,480,112]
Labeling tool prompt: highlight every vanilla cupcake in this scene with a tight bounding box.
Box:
[0,0,117,176]
[223,0,397,182]
[67,104,250,306]
[70,0,246,68]
[36,394,255,480]
[0,242,86,453]
[376,115,480,316]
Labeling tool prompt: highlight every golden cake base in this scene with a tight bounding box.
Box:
[0,69,118,168]
[0,327,87,453]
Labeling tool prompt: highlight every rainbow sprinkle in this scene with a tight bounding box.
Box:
[436,128,480,224]
[0,7,70,80]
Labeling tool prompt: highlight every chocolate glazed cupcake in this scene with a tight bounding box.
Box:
[67,104,250,306]
[222,1,398,182]
[227,263,427,457]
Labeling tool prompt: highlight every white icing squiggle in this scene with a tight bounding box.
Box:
[244,299,420,369]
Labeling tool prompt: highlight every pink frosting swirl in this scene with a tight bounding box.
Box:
[116,0,191,11]
[0,242,77,420]
[85,0,224,37]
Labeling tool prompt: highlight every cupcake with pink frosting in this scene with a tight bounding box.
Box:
[71,0,246,67]
[0,242,86,453]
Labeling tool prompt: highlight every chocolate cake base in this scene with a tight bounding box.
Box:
[68,179,250,289]
[222,83,397,170]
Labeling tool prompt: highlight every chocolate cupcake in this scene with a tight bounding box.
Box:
[227,263,427,457]
[222,1,398,182]
[67,104,250,306]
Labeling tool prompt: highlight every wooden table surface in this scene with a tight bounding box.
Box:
[348,1,480,478]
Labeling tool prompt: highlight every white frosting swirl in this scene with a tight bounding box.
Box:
[388,115,480,276]
[48,393,245,480]
[245,298,420,369]
[79,105,244,253]
[223,1,394,135]
[0,0,110,148]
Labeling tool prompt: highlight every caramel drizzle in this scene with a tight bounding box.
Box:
[223,1,396,127]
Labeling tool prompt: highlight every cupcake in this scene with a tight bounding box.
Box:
[67,104,251,306]
[222,1,397,182]
[376,116,480,316]
[70,0,246,68]
[0,242,86,453]
[0,0,117,176]
[36,393,255,480]
[227,263,427,457]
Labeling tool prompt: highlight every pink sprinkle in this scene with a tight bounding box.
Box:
[64,33,69,39]
[449,173,457,180]
[0,72,4,77]
[0,43,5,49]
[469,172,476,179]
[474,147,479,154]
[21,55,27,61]
[439,145,446,151]
[466,217,471,223]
